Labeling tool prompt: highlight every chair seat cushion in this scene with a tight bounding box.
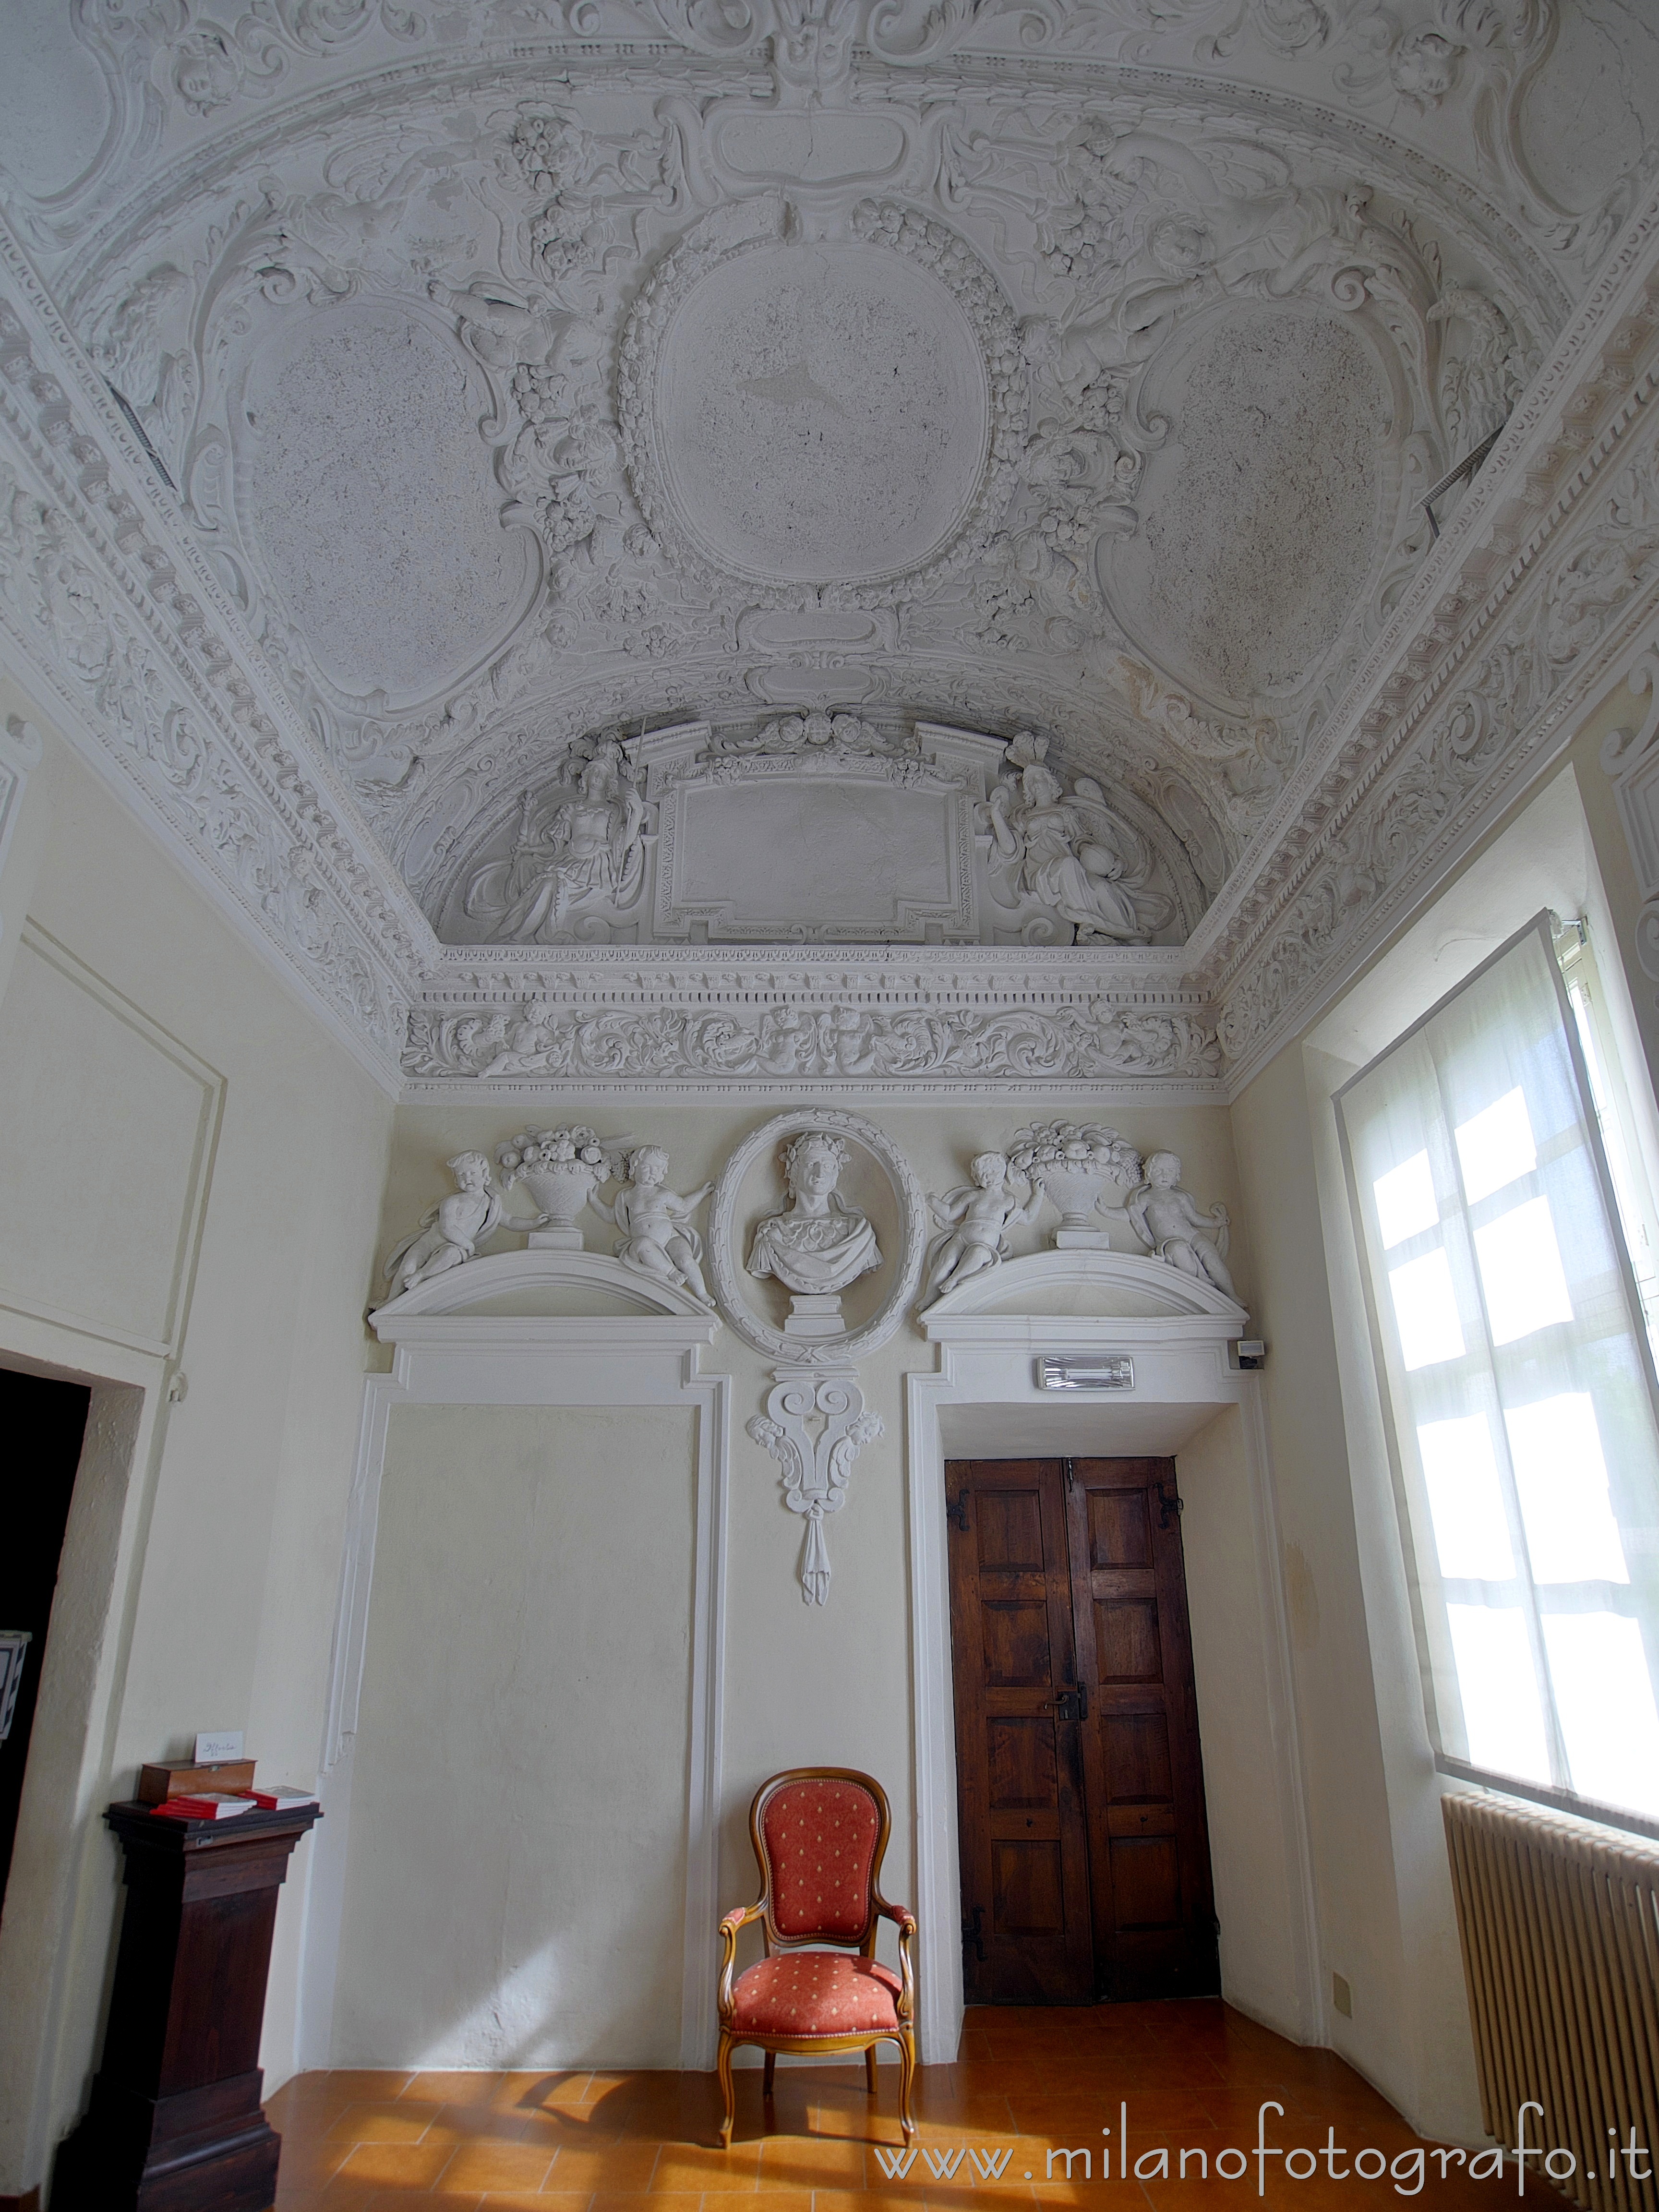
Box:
[729,1951,902,2036]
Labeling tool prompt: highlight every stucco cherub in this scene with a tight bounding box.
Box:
[381,1153,504,1299]
[590,1145,715,1308]
[923,1153,1044,1306]
[1125,1151,1238,1301]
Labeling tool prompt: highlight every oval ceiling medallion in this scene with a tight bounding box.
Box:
[619,199,1023,601]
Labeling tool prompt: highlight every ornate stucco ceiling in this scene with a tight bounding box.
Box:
[2,2,1658,1090]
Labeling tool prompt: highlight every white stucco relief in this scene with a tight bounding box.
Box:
[645,236,990,587]
[374,1130,720,1314]
[39,35,1575,896]
[0,14,1653,1102]
[708,1110,923,1603]
[431,713,1196,949]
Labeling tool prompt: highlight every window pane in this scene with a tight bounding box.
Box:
[1474,1197,1574,1344]
[1446,1604,1551,1781]
[1503,1394,1629,1584]
[1417,1416,1515,1579]
[1456,1088,1538,1204]
[1339,917,1659,1829]
[1543,1612,1659,1816]
[1389,1248,1466,1370]
[1374,1151,1438,1249]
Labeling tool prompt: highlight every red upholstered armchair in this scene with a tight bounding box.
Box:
[717,1767,917,2145]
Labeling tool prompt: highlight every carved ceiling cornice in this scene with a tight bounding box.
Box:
[1196,176,1659,1090]
[0,211,430,1084]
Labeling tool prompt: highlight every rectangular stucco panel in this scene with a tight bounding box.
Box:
[332,1403,697,2069]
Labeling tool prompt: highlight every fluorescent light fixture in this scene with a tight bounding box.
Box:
[1037,1356,1134,1391]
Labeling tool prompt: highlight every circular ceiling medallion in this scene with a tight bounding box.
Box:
[619,201,1024,601]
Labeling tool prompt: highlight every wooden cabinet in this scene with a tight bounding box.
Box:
[54,1801,320,2212]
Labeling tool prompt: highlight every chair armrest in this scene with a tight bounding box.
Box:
[718,1900,765,2021]
[876,1899,918,2021]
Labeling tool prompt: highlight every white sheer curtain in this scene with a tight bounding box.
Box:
[1337,913,1659,1827]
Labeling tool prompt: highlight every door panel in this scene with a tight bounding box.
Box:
[1087,1486,1153,1568]
[1102,1711,1173,1800]
[947,1461,1094,2003]
[1069,1458,1219,2000]
[1094,1593,1162,1681]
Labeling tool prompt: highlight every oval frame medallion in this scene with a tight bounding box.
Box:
[709,1108,928,1362]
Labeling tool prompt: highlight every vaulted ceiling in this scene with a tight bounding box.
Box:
[2,1,1658,1087]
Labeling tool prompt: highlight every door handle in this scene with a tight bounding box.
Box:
[1051,1685,1088,1722]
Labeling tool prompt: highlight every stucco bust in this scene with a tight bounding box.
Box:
[746,1130,883,1297]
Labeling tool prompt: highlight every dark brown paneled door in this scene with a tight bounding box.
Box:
[948,1456,1219,2004]
[946,1462,1094,2003]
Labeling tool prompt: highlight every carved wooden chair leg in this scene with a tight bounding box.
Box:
[897,2030,917,2140]
[763,2052,776,2099]
[865,2047,878,2095]
[718,2032,737,2148]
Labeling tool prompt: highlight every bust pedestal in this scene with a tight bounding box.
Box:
[54,1800,321,2212]
[783,1291,844,1337]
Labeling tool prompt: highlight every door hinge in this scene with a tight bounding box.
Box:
[962,1905,986,1962]
[947,1485,970,1533]
[1156,1480,1183,1529]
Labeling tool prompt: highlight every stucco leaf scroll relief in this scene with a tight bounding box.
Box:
[429,714,1192,950]
[12,0,1650,305]
[47,48,1568,918]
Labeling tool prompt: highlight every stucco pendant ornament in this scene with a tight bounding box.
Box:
[1007,1122,1144,1249]
[749,1374,884,1606]
[494,1126,632,1249]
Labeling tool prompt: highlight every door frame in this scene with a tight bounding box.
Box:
[902,1250,1321,2062]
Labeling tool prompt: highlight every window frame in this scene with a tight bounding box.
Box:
[1334,907,1659,1841]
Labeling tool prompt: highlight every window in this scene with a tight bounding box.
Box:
[1337,913,1659,1832]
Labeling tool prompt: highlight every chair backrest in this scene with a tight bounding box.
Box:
[750,1767,891,1952]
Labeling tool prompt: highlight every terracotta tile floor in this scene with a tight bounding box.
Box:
[267,2003,1562,2212]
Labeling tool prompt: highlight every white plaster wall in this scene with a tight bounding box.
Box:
[1230,1048,1408,2095]
[0,709,392,2197]
[332,1404,697,2068]
[1176,1402,1308,2034]
[366,1097,1293,2051]
[1229,709,1659,2148]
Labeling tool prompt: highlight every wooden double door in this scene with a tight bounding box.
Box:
[948,1457,1218,2004]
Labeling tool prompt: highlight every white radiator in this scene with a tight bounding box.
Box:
[1443,1790,1659,2212]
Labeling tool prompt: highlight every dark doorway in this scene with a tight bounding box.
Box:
[947,1455,1219,2004]
[0,1368,92,1918]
